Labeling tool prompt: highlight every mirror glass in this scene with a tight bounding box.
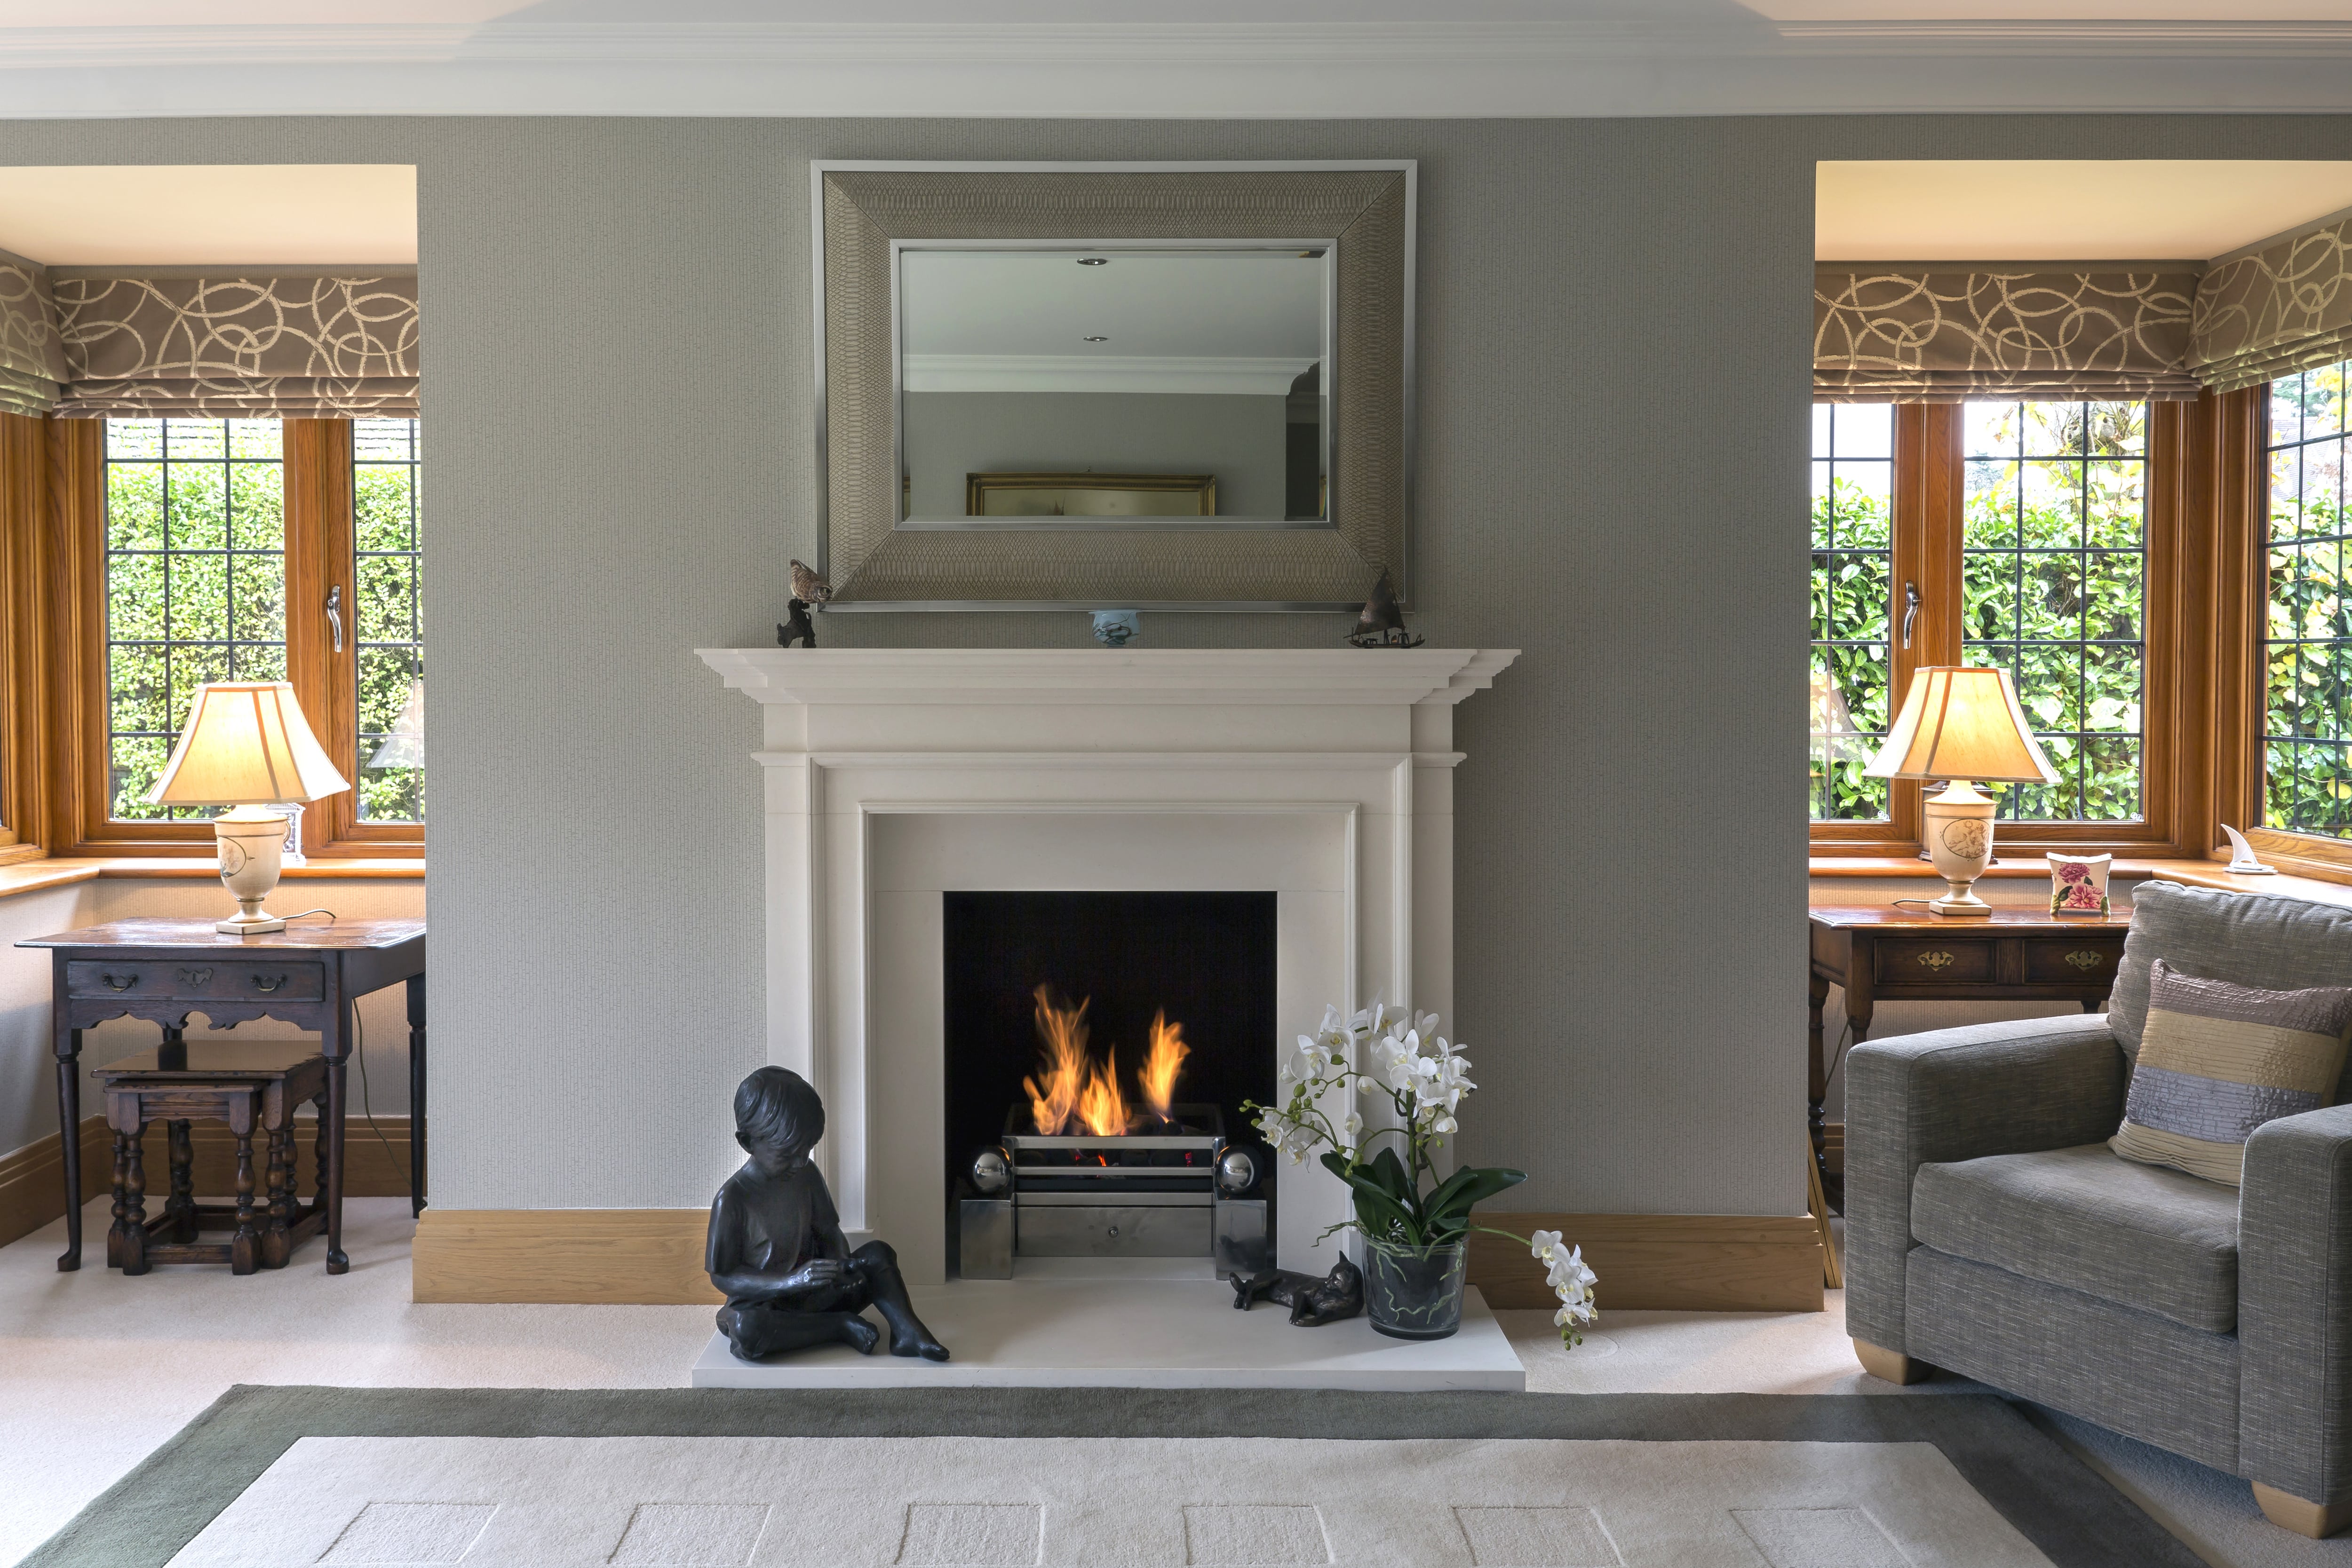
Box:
[897,245,1330,527]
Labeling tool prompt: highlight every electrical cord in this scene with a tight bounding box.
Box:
[275,908,409,1184]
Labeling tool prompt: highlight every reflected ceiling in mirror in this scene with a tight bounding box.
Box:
[896,244,1332,529]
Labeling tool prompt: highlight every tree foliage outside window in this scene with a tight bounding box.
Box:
[1962,401,2146,823]
[103,419,287,821]
[2265,361,2352,838]
[1810,403,1893,821]
[355,419,423,823]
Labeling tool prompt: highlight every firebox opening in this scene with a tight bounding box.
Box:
[944,891,1277,1275]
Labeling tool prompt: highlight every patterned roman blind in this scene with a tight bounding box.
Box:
[1814,268,2202,404]
[0,249,67,418]
[2190,214,2352,394]
[48,274,418,419]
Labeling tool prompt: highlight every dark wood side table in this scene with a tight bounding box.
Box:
[1808,904,2128,1186]
[17,917,426,1275]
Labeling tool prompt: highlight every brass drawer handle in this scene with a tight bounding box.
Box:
[177,966,212,986]
[100,971,138,992]
[250,974,287,993]
[1916,951,1954,971]
[2066,950,2105,972]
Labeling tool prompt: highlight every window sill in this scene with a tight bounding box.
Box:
[1811,855,2352,909]
[0,855,424,904]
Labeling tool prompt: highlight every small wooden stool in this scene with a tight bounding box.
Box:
[95,1041,330,1275]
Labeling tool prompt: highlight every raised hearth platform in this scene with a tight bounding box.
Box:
[689,1280,1526,1390]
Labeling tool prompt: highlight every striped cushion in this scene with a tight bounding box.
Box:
[2110,959,2352,1186]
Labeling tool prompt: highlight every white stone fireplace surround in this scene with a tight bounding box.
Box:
[699,648,1518,1287]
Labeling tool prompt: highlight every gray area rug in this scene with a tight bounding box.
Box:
[22,1386,2206,1568]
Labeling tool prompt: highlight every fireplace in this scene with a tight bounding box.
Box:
[699,646,1517,1288]
[943,892,1277,1277]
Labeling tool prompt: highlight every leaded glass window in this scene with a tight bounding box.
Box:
[354,419,423,822]
[1961,401,2146,822]
[1810,403,1894,821]
[102,419,286,820]
[2264,361,2352,838]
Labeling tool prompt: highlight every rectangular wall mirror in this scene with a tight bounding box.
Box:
[815,161,1414,610]
[897,244,1333,529]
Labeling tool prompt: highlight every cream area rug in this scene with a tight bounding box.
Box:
[18,1387,2205,1568]
[177,1433,2043,1567]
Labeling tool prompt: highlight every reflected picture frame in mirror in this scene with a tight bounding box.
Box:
[812,161,1415,610]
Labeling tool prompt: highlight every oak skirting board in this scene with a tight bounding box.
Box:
[0,1114,416,1251]
[1469,1212,1826,1314]
[410,1209,1825,1311]
[412,1209,723,1305]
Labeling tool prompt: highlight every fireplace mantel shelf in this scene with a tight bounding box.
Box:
[696,647,1519,706]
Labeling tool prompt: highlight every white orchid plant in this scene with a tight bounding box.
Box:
[1244,998,1599,1346]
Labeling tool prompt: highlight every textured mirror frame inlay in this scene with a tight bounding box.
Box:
[814,163,1414,609]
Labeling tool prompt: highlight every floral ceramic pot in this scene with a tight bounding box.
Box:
[1364,1236,1468,1340]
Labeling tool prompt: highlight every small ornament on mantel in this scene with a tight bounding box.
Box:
[777,559,833,649]
[1347,569,1423,649]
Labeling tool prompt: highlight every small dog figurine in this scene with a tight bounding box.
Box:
[777,559,834,649]
[1231,1254,1365,1326]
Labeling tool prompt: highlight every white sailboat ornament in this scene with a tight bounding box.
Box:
[2222,825,2278,875]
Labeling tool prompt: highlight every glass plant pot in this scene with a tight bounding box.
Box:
[1364,1235,1468,1340]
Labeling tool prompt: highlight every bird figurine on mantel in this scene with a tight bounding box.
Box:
[1347,568,1423,649]
[778,559,834,649]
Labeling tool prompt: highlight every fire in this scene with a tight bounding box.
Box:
[1139,1009,1190,1121]
[1023,986,1190,1137]
[1076,1045,1131,1138]
[1024,986,1092,1136]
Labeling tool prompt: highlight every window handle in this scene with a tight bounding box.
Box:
[1901,580,1920,649]
[326,585,344,654]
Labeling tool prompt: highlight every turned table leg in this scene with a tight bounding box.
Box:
[165,1120,196,1243]
[229,1097,259,1275]
[56,1025,83,1272]
[262,1123,293,1269]
[117,1122,149,1275]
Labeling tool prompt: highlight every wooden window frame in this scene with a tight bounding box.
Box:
[38,415,422,860]
[0,412,52,865]
[1813,396,2242,863]
[2236,384,2352,880]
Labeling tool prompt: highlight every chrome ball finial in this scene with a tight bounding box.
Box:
[1216,1148,1257,1196]
[970,1148,1010,1194]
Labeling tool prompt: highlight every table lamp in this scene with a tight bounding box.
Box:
[148,681,351,934]
[1863,666,2059,918]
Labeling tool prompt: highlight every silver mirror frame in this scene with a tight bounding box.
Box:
[812,160,1415,611]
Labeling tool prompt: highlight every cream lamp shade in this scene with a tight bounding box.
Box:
[1863,665,2059,785]
[149,682,350,934]
[148,681,350,807]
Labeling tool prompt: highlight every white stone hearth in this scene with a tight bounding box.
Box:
[697,648,1518,1287]
[687,1281,1526,1390]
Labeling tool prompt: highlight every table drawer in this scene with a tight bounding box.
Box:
[1873,939,1995,984]
[2021,936,2126,985]
[66,960,325,1004]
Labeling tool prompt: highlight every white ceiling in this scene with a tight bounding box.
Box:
[0,165,416,266]
[0,3,2350,118]
[1818,161,2352,262]
[903,250,1324,361]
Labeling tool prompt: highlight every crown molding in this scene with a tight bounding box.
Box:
[0,20,2349,119]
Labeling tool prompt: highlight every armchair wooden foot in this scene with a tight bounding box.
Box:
[1852,1338,1931,1385]
[2254,1483,2352,1538]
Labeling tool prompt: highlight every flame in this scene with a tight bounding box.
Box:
[1139,1009,1190,1121]
[1024,986,1091,1136]
[1022,985,1189,1137]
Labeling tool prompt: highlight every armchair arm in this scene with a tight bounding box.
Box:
[2240,1103,2352,1506]
[1844,1014,2126,1354]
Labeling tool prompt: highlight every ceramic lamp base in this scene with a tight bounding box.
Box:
[212,805,290,935]
[1923,780,1998,918]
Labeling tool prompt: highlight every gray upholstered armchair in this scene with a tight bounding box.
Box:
[1846,880,2352,1539]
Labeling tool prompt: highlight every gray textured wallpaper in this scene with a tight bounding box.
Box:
[3,113,2345,1217]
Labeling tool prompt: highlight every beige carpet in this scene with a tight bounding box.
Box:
[171,1433,2049,1568]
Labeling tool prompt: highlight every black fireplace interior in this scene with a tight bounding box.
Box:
[943,891,1277,1191]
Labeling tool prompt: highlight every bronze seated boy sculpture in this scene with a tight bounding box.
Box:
[706,1066,949,1362]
